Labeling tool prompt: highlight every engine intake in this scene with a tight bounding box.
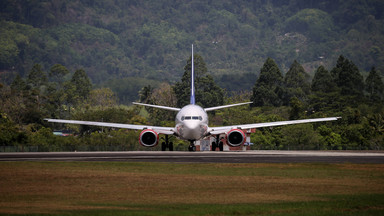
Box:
[226,129,246,147]
[139,129,159,147]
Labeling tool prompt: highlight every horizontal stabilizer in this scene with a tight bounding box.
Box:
[132,102,181,111]
[205,102,253,111]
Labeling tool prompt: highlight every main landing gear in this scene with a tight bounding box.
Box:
[212,135,224,151]
[161,135,173,151]
[188,141,196,152]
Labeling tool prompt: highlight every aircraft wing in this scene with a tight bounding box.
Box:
[209,117,340,135]
[44,119,175,135]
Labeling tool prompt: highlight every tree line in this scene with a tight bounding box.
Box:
[0,53,383,151]
[1,0,384,105]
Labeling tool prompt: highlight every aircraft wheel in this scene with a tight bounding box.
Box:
[188,145,196,152]
[212,142,217,151]
[219,141,224,151]
[169,142,174,151]
[161,142,166,151]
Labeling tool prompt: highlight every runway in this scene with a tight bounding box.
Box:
[1,151,383,163]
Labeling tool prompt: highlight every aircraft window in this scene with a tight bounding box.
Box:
[182,116,202,121]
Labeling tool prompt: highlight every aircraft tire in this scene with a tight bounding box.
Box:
[219,142,224,151]
[169,142,174,151]
[188,145,196,152]
[212,142,217,151]
[161,142,166,151]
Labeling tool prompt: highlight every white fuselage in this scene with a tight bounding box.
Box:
[175,104,209,141]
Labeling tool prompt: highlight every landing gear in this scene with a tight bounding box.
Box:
[212,135,224,151]
[161,135,174,151]
[188,141,196,152]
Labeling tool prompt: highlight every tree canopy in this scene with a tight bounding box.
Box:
[174,54,224,108]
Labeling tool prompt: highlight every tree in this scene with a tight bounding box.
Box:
[70,68,92,101]
[289,97,304,120]
[317,125,342,150]
[147,83,177,123]
[331,55,364,97]
[26,63,47,91]
[365,67,384,102]
[0,114,26,147]
[173,54,224,108]
[311,66,337,93]
[60,69,92,115]
[10,74,27,94]
[139,85,154,104]
[281,124,319,150]
[251,58,284,106]
[284,60,311,104]
[49,64,69,84]
[88,88,117,110]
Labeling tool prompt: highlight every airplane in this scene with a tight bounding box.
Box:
[45,45,340,151]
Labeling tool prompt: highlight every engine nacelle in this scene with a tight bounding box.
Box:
[226,129,246,147]
[139,129,159,147]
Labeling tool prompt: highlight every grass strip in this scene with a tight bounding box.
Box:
[0,162,383,215]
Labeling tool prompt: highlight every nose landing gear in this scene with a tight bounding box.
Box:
[188,140,196,152]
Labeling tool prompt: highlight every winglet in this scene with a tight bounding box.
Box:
[190,44,196,105]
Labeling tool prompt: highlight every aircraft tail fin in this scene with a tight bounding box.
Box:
[190,44,196,105]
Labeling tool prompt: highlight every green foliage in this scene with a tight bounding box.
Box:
[105,78,160,105]
[87,88,117,109]
[1,0,384,151]
[49,64,69,83]
[281,124,319,150]
[174,54,224,107]
[285,8,334,42]
[318,125,342,150]
[0,113,26,146]
[311,66,337,93]
[331,55,364,97]
[284,60,311,104]
[143,83,177,125]
[251,58,284,106]
[71,69,92,100]
[365,67,384,102]
[26,63,47,90]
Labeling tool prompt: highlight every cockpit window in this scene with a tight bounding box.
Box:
[181,116,202,121]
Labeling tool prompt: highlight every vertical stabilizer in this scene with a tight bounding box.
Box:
[190,44,196,105]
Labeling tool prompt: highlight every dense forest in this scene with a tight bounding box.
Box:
[0,0,383,151]
[1,0,384,102]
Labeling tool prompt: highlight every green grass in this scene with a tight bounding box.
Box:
[0,162,383,215]
[13,194,384,216]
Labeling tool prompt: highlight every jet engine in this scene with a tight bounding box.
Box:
[226,129,246,147]
[139,129,159,147]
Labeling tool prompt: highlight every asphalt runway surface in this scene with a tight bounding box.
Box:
[1,151,383,163]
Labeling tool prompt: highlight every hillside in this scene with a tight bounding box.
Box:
[1,0,384,103]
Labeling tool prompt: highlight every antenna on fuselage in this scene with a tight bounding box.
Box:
[190,44,196,105]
